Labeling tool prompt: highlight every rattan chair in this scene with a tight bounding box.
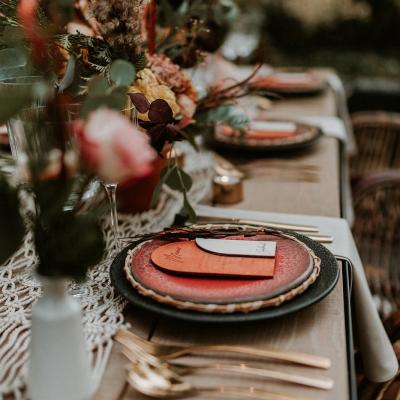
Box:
[352,170,400,320]
[358,310,400,399]
[350,112,400,180]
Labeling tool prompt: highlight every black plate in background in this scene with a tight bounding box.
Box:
[110,231,339,323]
[206,128,323,155]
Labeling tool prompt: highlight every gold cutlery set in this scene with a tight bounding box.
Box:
[115,329,333,399]
[194,217,333,244]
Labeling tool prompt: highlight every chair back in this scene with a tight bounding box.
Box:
[352,170,400,319]
[350,112,400,179]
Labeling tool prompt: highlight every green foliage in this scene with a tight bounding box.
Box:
[0,177,25,264]
[35,213,104,281]
[188,105,249,138]
[0,79,50,124]
[110,59,136,87]
[151,163,196,222]
[81,59,136,117]
[0,0,107,283]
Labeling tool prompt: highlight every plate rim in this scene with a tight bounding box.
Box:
[208,127,323,154]
[110,229,339,323]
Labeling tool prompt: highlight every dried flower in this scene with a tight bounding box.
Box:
[129,69,180,118]
[90,0,145,55]
[147,53,197,101]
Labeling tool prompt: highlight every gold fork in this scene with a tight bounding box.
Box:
[115,329,331,369]
[121,344,334,391]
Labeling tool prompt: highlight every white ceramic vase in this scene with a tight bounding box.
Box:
[28,277,92,400]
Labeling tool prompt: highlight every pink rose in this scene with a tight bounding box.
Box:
[75,108,156,184]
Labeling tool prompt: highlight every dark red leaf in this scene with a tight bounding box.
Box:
[149,124,168,152]
[148,99,174,124]
[129,93,150,113]
[139,120,155,130]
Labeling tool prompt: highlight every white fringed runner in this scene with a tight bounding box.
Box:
[0,143,213,399]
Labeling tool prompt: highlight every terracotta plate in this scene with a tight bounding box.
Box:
[213,120,322,153]
[253,72,327,96]
[128,233,315,304]
[110,229,339,322]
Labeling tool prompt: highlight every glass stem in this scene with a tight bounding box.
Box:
[104,182,120,255]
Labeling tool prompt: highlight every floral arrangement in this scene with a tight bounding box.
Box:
[0,0,274,224]
[0,0,156,280]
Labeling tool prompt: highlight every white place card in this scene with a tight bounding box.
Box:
[249,121,297,132]
[195,238,276,257]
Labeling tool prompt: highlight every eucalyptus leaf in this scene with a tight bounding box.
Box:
[183,193,196,223]
[110,59,136,87]
[107,86,128,111]
[0,177,25,265]
[176,166,192,191]
[225,113,249,130]
[163,165,181,191]
[81,86,127,116]
[164,164,192,192]
[88,76,109,96]
[81,95,107,117]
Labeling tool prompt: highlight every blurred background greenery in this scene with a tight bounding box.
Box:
[228,0,400,111]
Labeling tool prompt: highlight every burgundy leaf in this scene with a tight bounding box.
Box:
[148,99,174,124]
[129,93,150,113]
[139,120,155,130]
[149,124,168,152]
[165,124,183,141]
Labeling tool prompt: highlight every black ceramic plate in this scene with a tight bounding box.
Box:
[110,231,339,323]
[207,126,323,155]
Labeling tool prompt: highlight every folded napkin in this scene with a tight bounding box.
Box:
[293,116,348,144]
[194,205,399,383]
[323,71,357,156]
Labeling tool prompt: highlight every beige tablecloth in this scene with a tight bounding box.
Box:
[195,205,399,383]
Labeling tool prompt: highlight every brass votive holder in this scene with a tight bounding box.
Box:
[213,175,243,205]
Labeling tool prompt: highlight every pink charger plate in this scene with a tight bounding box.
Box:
[130,233,315,304]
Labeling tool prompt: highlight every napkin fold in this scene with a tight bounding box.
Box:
[194,205,399,383]
[293,116,348,143]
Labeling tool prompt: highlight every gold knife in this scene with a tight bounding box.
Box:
[196,216,320,233]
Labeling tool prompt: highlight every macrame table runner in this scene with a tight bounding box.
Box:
[0,143,214,399]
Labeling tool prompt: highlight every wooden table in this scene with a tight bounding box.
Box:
[95,84,351,400]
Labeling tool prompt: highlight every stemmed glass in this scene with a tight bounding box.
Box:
[102,104,138,258]
[103,181,120,257]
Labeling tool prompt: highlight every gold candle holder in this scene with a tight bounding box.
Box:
[213,175,243,205]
